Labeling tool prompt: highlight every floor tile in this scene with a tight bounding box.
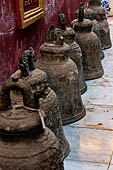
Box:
[74,104,113,129]
[86,76,113,87]
[64,126,113,164]
[110,153,113,165]
[82,86,113,106]
[64,160,108,170]
[109,165,113,170]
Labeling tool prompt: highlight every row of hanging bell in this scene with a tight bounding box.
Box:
[71,4,104,80]
[84,0,112,50]
[10,47,70,161]
[35,25,86,125]
[0,79,64,170]
[75,2,105,60]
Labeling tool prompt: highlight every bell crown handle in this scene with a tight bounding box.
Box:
[46,24,55,42]
[19,46,35,78]
[88,0,101,7]
[58,13,66,30]
[0,79,35,111]
[78,2,84,22]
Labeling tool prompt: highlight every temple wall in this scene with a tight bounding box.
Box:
[0,0,86,85]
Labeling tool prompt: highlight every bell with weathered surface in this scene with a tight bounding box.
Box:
[11,48,70,161]
[95,7,112,50]
[35,25,86,125]
[58,13,87,94]
[84,0,112,49]
[76,3,105,59]
[0,79,64,170]
[25,69,70,160]
[87,13,105,60]
[71,5,104,80]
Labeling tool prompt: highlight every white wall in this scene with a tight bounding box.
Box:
[109,0,113,16]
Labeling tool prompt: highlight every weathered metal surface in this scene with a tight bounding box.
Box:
[91,19,104,60]
[58,13,87,94]
[0,79,64,170]
[84,0,112,49]
[76,3,105,59]
[36,25,86,125]
[71,6,104,80]
[11,48,70,160]
[96,8,112,50]
[25,69,70,160]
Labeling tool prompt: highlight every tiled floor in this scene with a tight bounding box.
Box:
[64,17,113,170]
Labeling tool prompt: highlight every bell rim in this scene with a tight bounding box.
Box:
[62,106,86,125]
[84,69,104,80]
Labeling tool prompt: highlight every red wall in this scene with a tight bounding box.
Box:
[0,0,86,85]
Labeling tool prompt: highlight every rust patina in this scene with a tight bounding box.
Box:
[11,47,70,160]
[58,13,87,94]
[36,25,86,125]
[71,5,104,80]
[84,0,112,49]
[0,79,64,170]
[75,2,105,59]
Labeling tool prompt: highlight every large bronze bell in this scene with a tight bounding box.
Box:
[25,69,70,160]
[95,7,112,50]
[11,47,70,160]
[77,3,105,60]
[0,79,64,170]
[35,25,86,125]
[89,15,105,60]
[58,13,87,94]
[84,0,112,49]
[71,5,104,80]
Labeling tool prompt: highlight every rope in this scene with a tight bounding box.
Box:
[13,105,46,130]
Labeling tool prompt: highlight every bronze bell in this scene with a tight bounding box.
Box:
[95,7,112,50]
[71,5,104,80]
[75,3,105,60]
[11,47,70,161]
[0,79,64,170]
[25,69,70,160]
[90,15,105,60]
[35,25,86,125]
[84,0,112,50]
[58,13,87,94]
[83,3,105,59]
